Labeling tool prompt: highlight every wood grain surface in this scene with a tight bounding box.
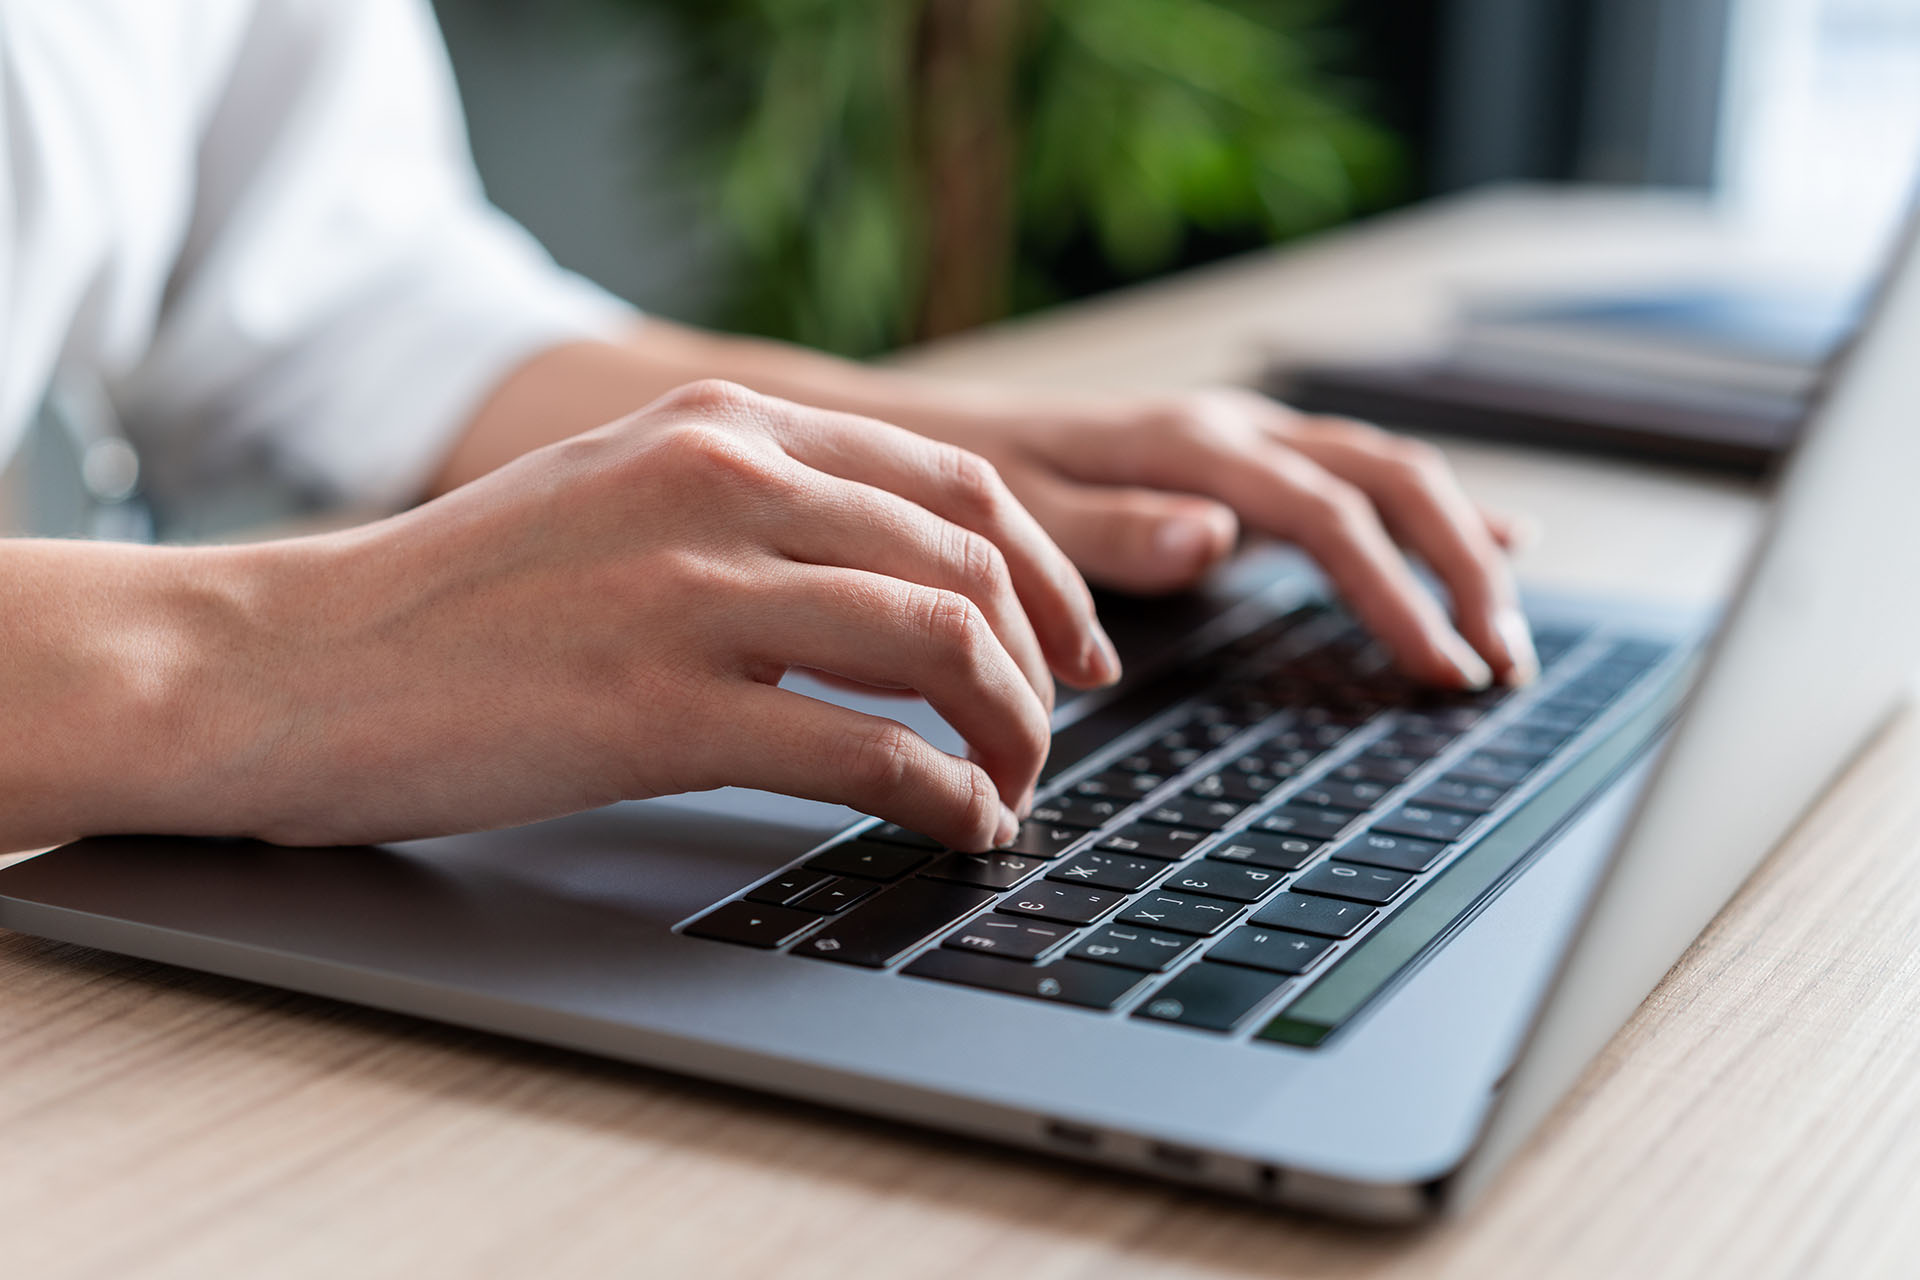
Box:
[7,188,1915,1279]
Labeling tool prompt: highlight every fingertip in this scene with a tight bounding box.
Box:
[1080,628,1123,687]
[1493,608,1540,686]
[1150,507,1237,584]
[993,803,1020,849]
[1428,634,1494,691]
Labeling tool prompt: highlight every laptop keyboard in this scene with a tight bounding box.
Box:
[684,603,1678,1044]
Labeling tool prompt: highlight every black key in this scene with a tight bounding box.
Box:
[1031,793,1126,830]
[790,877,878,914]
[1072,768,1163,799]
[1370,731,1452,760]
[1332,753,1420,784]
[864,823,943,851]
[1249,892,1376,938]
[1373,803,1476,843]
[1191,700,1264,730]
[796,880,996,967]
[1265,725,1347,755]
[997,882,1124,926]
[1229,749,1304,779]
[1140,796,1244,831]
[1158,859,1286,903]
[685,901,817,949]
[1000,822,1087,860]
[1208,769,1287,804]
[1133,963,1288,1032]
[807,840,932,881]
[1258,805,1354,842]
[1207,926,1334,975]
[1196,719,1244,746]
[1413,777,1508,815]
[1112,750,1166,774]
[1097,821,1211,861]
[1291,778,1392,813]
[1398,706,1484,735]
[1047,850,1165,892]
[1450,752,1535,787]
[1292,860,1413,905]
[1185,772,1229,799]
[1117,891,1239,936]
[942,914,1074,961]
[1140,744,1206,775]
[1068,923,1199,972]
[1336,830,1447,872]
[904,951,1148,1010]
[922,851,1045,890]
[744,868,834,907]
[1207,832,1324,871]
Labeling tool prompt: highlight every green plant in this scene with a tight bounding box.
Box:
[641,0,1402,354]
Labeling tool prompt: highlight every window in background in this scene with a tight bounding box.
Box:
[1718,0,1920,278]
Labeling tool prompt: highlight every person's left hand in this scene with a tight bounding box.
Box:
[922,387,1536,691]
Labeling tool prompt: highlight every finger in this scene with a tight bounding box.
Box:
[724,683,1016,851]
[1282,427,1538,684]
[739,564,1053,816]
[1015,470,1239,594]
[768,406,1119,688]
[768,471,1054,719]
[1094,429,1495,688]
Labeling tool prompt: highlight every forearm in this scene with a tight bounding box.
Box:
[0,539,296,852]
[429,320,1039,496]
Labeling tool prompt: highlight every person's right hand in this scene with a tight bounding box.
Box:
[236,381,1119,853]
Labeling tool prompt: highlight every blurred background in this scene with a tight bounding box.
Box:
[433,0,1920,356]
[16,0,1920,540]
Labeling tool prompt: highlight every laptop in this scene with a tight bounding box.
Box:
[5,205,1920,1223]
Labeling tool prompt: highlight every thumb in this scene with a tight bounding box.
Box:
[1020,474,1238,594]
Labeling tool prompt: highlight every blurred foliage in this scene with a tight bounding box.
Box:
[635,0,1403,354]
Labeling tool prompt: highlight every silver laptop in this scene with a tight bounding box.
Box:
[6,206,1919,1224]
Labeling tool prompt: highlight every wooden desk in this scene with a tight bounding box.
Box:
[7,187,1917,1278]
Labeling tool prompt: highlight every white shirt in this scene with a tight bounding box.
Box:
[0,0,636,512]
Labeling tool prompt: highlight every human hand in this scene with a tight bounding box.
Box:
[246,382,1116,852]
[926,387,1536,690]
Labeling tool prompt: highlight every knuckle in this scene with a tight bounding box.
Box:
[1387,439,1451,489]
[1304,475,1375,535]
[936,447,1006,516]
[914,587,986,658]
[654,423,787,494]
[658,378,764,419]
[840,723,920,798]
[1160,400,1221,446]
[948,527,1008,595]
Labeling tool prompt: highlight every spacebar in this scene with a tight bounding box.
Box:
[793,879,997,968]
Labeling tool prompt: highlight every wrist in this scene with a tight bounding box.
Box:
[47,539,323,846]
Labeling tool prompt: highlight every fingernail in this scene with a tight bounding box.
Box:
[1495,608,1540,685]
[994,805,1020,848]
[1084,628,1123,685]
[1444,639,1495,691]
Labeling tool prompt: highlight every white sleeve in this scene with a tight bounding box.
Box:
[111,0,639,511]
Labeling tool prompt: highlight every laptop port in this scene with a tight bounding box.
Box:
[1043,1119,1101,1150]
[1148,1142,1206,1174]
